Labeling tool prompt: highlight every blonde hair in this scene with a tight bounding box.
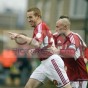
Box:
[27,7,42,18]
[57,18,71,29]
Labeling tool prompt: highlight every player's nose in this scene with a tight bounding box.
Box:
[28,19,31,23]
[27,18,31,22]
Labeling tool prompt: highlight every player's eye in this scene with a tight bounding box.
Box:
[27,16,32,19]
[56,26,59,28]
[59,28,63,30]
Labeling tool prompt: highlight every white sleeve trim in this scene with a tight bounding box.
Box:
[68,44,80,60]
[68,44,76,50]
[74,48,80,60]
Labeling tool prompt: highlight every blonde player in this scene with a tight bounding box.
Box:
[8,8,72,88]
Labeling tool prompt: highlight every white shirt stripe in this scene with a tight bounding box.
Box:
[38,23,42,33]
[70,35,75,44]
[72,32,86,47]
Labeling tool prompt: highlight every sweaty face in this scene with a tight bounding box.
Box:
[27,11,38,27]
[56,22,66,35]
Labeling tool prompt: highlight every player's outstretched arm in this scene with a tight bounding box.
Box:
[8,32,32,43]
[8,32,18,40]
[8,32,40,48]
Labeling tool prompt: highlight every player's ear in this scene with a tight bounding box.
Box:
[35,15,40,20]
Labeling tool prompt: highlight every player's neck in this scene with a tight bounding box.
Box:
[36,19,42,26]
[65,30,71,36]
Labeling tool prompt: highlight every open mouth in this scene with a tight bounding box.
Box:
[29,21,34,25]
[29,21,35,27]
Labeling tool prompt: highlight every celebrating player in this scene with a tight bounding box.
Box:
[8,8,72,88]
[53,17,88,88]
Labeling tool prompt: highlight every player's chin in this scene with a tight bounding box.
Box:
[31,25,35,27]
[29,22,35,27]
[30,24,35,27]
[59,32,64,35]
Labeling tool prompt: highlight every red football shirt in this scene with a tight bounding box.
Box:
[32,22,54,48]
[53,32,88,81]
[32,22,55,60]
[53,32,65,49]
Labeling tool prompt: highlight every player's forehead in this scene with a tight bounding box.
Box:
[27,11,34,17]
[56,20,63,27]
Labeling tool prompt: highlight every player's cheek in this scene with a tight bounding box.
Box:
[56,28,59,32]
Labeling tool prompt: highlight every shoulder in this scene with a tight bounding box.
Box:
[71,32,81,41]
[42,22,50,30]
[69,32,80,39]
[69,32,80,45]
[72,32,87,47]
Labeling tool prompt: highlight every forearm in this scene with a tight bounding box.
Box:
[19,34,32,43]
[59,49,75,58]
[18,35,40,47]
[9,32,41,48]
[20,35,40,47]
[32,47,53,59]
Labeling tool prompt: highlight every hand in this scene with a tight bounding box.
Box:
[47,46,59,54]
[27,49,35,58]
[8,32,19,40]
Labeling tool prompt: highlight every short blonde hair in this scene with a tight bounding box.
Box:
[61,18,70,26]
[57,18,71,28]
[27,7,42,18]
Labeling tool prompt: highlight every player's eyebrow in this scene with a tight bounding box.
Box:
[56,25,60,28]
[27,16,32,18]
